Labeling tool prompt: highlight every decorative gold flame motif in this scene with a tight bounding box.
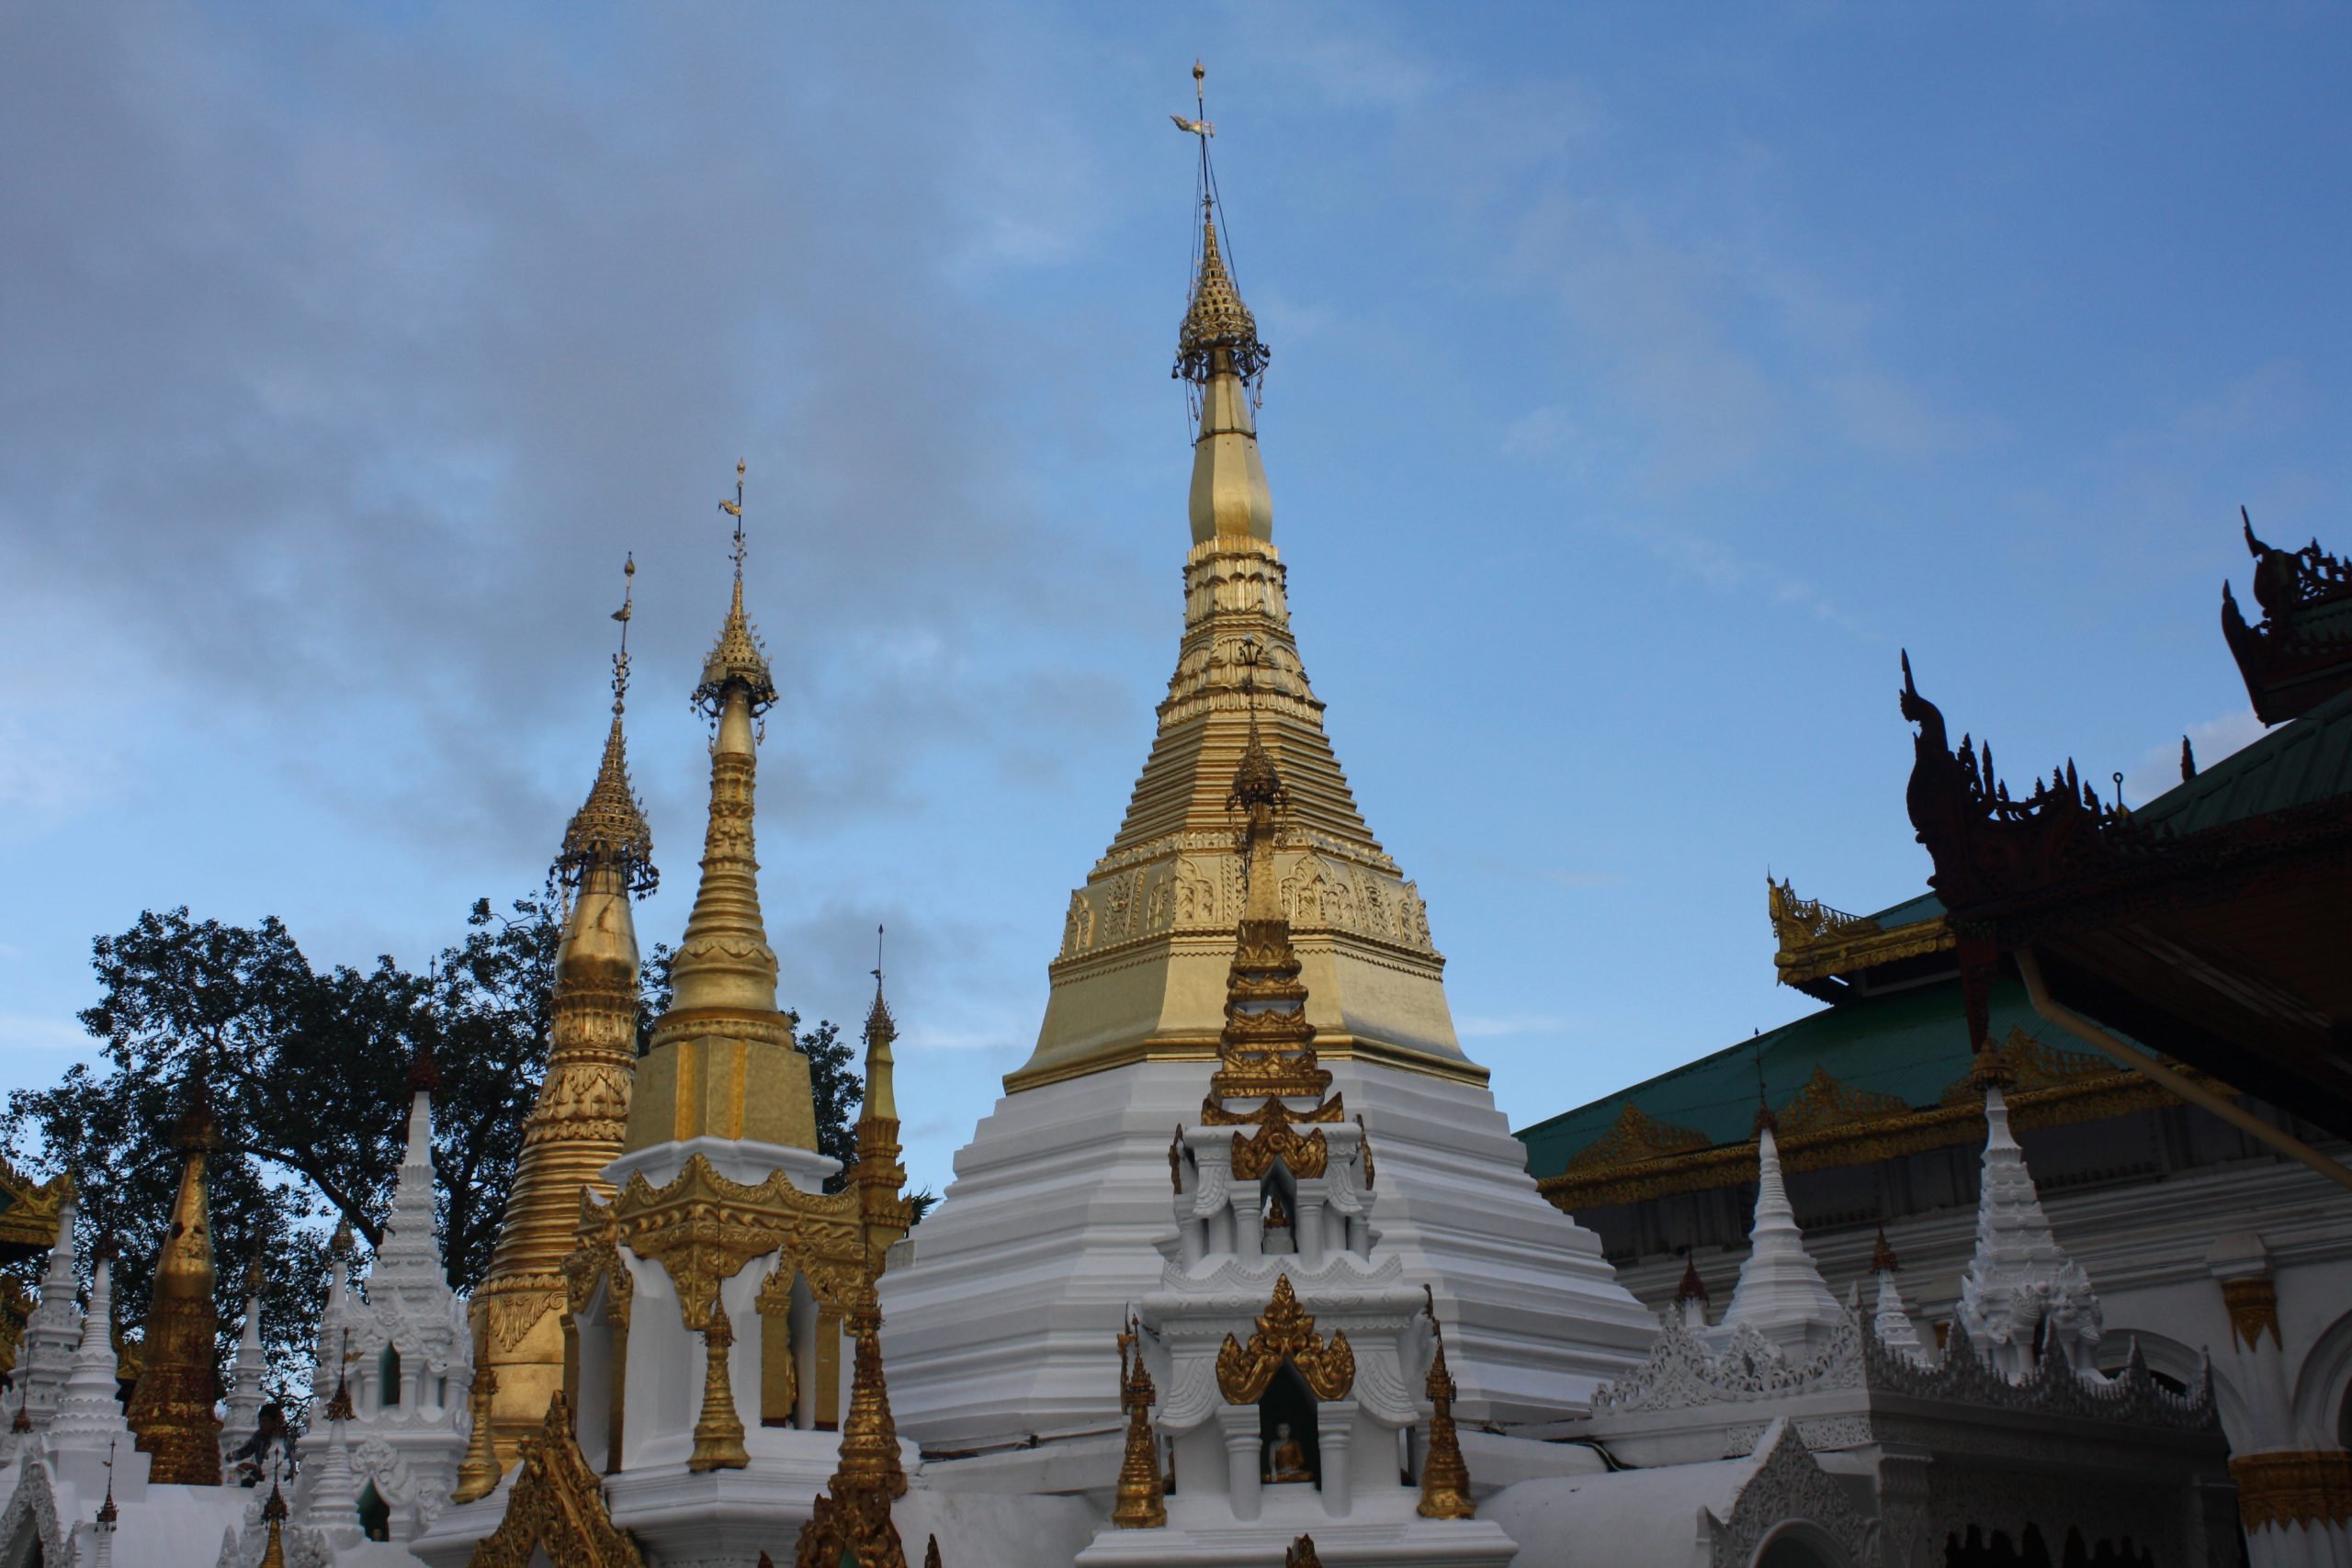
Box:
[1215,1275,1354,1404]
[466,1393,644,1568]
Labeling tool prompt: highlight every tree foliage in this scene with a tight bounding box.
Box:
[4,898,567,1391]
[4,895,931,1396]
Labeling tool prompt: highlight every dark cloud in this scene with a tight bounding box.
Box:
[0,5,1151,861]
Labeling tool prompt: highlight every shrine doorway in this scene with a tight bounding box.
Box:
[1753,1522,1849,1568]
[1258,1359,1321,1488]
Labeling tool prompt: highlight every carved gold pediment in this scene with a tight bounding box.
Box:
[609,1154,865,1330]
[562,1194,633,1327]
[1776,1066,1911,1137]
[468,1392,643,1568]
[0,1161,68,1258]
[793,1485,910,1568]
[1563,1103,1710,1176]
[1938,1027,2114,1106]
[1216,1274,1354,1403]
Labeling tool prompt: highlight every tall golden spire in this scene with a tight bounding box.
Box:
[477,557,659,1453]
[626,461,816,1153]
[126,1076,223,1484]
[1175,63,1273,547]
[1012,70,1464,1096]
[853,941,913,1278]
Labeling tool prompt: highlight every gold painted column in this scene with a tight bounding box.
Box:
[2210,1239,2352,1558]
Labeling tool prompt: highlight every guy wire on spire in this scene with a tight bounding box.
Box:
[611,552,635,716]
[718,458,748,581]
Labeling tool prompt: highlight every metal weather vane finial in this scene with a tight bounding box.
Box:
[1170,59,1215,140]
[610,553,636,716]
[718,459,748,581]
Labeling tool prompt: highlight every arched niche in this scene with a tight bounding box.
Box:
[1259,1360,1320,1488]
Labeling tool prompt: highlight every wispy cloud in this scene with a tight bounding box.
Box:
[1454,1012,1572,1041]
[2120,709,2266,810]
[1645,532,1871,639]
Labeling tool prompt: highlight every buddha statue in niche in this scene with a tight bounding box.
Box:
[1265,1421,1313,1483]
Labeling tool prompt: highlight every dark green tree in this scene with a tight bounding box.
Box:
[5,896,933,1399]
[3,897,571,1393]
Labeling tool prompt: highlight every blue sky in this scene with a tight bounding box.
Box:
[2,4,2346,1201]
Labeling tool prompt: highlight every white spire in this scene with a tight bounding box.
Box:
[220,1259,268,1466]
[1713,1123,1843,1359]
[12,1193,83,1428]
[300,1416,363,1540]
[373,1083,449,1292]
[51,1255,130,1450]
[1866,1228,1928,1364]
[1956,1086,2101,1379]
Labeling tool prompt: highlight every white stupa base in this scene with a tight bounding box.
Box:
[604,1456,841,1566]
[1076,1490,1520,1567]
[882,1058,1655,1450]
[408,1474,516,1568]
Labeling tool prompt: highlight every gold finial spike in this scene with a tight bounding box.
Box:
[1111,1314,1168,1529]
[1171,59,1215,141]
[1415,1287,1476,1519]
[687,1300,750,1472]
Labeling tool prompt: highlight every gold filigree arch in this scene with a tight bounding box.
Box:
[468,1393,644,1568]
[1216,1275,1353,1403]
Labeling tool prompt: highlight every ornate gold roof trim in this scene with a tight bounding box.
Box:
[0,1161,68,1257]
[1769,876,1953,987]
[467,1392,643,1568]
[1539,1037,2221,1211]
[1562,1103,1710,1174]
[609,1154,868,1331]
[1777,1065,1910,1138]
[1001,1032,1487,1096]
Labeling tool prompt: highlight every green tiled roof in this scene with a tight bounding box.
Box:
[1863,890,1944,928]
[2135,683,2352,833]
[1515,976,2097,1181]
